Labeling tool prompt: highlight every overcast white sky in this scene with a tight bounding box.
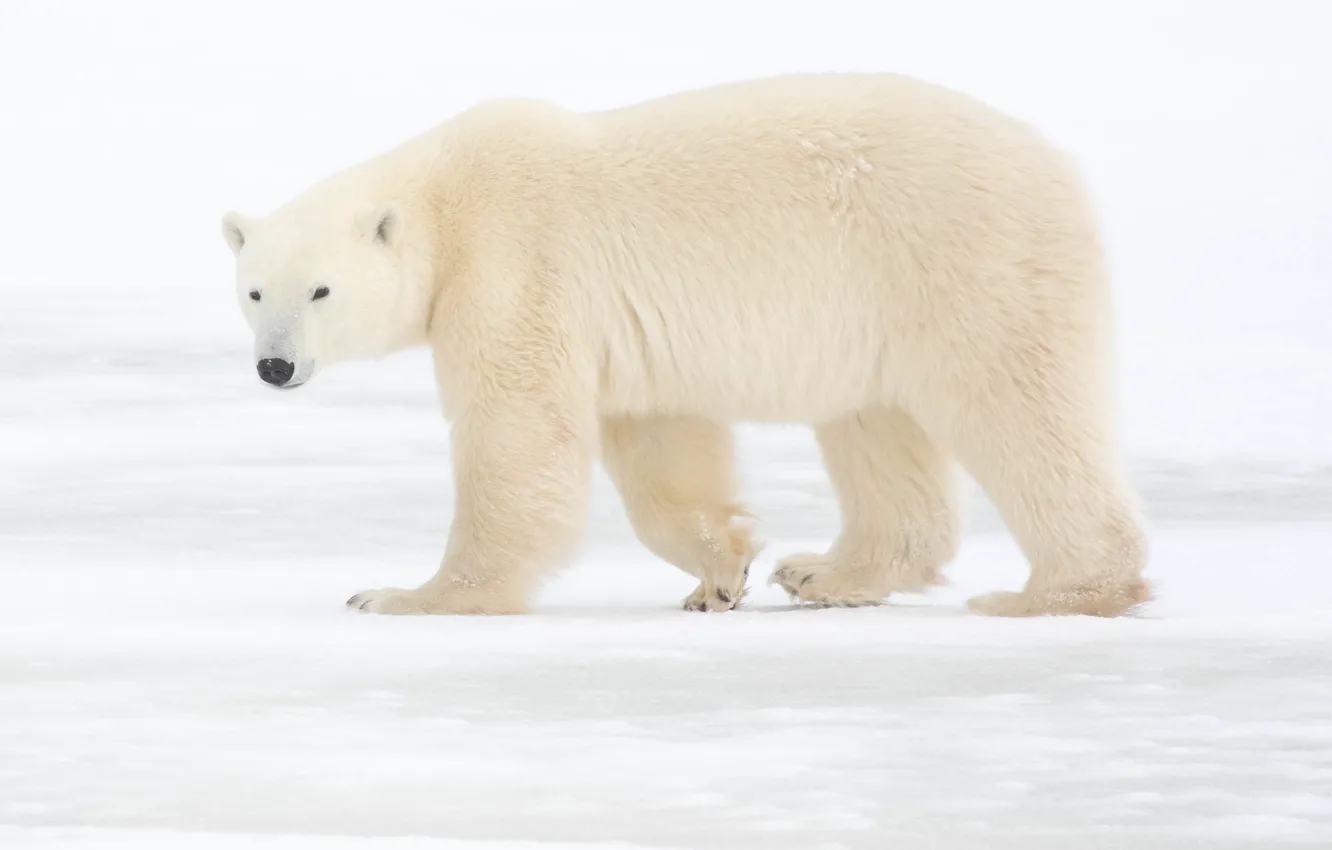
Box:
[1,0,1328,461]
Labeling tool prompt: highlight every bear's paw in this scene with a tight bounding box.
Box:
[966,576,1153,618]
[346,584,526,616]
[768,553,890,608]
[681,573,749,613]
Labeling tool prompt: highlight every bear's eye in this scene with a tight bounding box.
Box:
[248,290,261,302]
[312,286,330,301]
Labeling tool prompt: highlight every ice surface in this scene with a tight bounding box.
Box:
[4,324,1330,848]
[3,1,1332,847]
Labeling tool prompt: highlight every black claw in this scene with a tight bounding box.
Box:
[799,574,814,588]
[717,589,732,604]
[346,594,362,608]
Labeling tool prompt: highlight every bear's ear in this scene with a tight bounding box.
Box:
[220,211,249,255]
[357,203,404,248]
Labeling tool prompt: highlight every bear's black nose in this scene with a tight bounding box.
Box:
[257,358,295,386]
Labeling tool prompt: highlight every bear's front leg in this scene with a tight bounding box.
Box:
[348,387,596,616]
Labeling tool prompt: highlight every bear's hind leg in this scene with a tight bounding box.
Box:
[601,414,760,612]
[921,346,1151,618]
[770,407,960,606]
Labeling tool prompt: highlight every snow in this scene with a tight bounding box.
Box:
[5,330,1331,848]
[3,0,1332,847]
[6,524,1332,849]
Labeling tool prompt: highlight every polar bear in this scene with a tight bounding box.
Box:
[220,73,1150,618]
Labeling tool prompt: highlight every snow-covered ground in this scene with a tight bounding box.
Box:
[4,318,1331,848]
[5,527,1332,850]
[4,1,1332,847]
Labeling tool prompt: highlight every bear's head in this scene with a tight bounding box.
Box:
[220,197,432,389]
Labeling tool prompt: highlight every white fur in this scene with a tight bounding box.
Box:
[222,73,1150,618]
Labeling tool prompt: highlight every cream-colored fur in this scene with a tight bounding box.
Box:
[221,72,1150,618]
